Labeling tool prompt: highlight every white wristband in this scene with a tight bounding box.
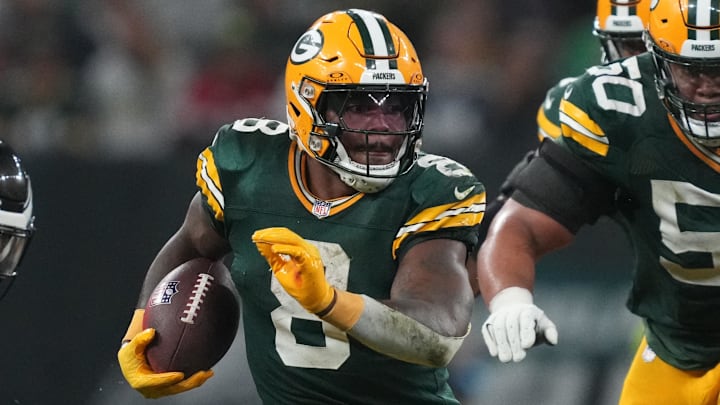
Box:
[488,287,533,313]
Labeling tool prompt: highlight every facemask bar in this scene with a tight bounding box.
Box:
[594,29,647,63]
[307,81,427,179]
[650,42,720,147]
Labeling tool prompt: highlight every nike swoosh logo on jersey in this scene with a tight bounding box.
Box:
[454,186,475,200]
[543,96,554,110]
[563,85,573,100]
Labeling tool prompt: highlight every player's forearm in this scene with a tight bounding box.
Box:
[476,237,537,306]
[476,199,573,304]
[319,290,467,367]
[476,219,541,305]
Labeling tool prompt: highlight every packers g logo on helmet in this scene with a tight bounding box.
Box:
[284,8,428,193]
[290,30,323,65]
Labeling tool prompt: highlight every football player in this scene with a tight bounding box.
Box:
[537,0,650,142]
[470,0,650,293]
[477,0,720,403]
[0,140,35,301]
[118,9,485,403]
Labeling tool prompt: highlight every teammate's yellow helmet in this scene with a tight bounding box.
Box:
[284,9,428,193]
[593,0,650,62]
[647,0,720,146]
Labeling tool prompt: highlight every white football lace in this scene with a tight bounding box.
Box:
[180,273,214,324]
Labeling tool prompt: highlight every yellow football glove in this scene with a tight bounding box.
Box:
[118,310,214,399]
[252,227,335,314]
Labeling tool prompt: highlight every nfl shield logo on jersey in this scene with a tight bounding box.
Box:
[312,200,332,218]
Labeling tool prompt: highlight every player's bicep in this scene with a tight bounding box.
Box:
[391,238,473,337]
[509,139,617,233]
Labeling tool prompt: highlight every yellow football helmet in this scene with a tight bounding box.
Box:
[647,0,720,146]
[285,9,427,193]
[593,0,650,63]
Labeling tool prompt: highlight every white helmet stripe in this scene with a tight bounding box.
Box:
[348,9,392,70]
[614,0,631,17]
[696,0,713,25]
[686,0,716,41]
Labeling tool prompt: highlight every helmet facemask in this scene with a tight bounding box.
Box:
[307,82,427,193]
[650,42,720,147]
[594,29,648,63]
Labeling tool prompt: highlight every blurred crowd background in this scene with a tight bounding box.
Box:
[0,0,600,190]
[0,1,639,404]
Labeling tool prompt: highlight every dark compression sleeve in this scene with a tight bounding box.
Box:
[477,150,535,242]
[509,139,617,234]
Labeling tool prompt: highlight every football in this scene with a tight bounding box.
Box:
[142,257,240,375]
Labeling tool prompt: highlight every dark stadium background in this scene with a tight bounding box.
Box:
[0,1,637,404]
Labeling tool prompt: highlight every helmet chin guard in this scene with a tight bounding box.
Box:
[329,139,408,193]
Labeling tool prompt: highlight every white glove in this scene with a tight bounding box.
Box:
[481,287,558,363]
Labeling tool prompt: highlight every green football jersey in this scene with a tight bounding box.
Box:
[195,118,485,404]
[556,53,720,370]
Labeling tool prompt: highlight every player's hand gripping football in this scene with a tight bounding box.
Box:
[252,227,334,314]
[481,287,558,363]
[118,315,213,398]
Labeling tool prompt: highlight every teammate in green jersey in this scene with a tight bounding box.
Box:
[477,0,720,403]
[537,0,650,143]
[117,8,485,404]
[470,0,650,294]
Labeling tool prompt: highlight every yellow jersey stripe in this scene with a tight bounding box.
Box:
[391,193,486,258]
[536,105,561,141]
[196,149,225,221]
[559,99,609,156]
